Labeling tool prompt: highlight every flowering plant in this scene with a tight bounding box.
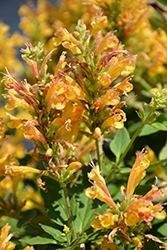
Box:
[0,0,167,249]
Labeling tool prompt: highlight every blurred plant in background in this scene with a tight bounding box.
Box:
[0,0,167,249]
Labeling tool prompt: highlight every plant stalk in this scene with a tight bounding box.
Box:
[62,183,77,241]
[117,111,153,166]
[96,138,102,172]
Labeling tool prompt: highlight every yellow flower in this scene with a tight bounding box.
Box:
[126,150,150,196]
[85,165,117,209]
[5,166,41,176]
[87,151,166,248]
[66,161,82,174]
[133,237,142,249]
[51,102,84,143]
[5,89,35,112]
[0,224,15,250]
[125,185,166,227]
[93,127,101,139]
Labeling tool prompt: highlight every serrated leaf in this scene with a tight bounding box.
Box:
[139,124,158,136]
[40,224,66,242]
[151,122,167,131]
[157,223,167,236]
[109,127,130,161]
[20,235,57,245]
[41,176,68,226]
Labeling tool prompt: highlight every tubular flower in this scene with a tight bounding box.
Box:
[86,150,166,249]
[3,42,84,184]
[125,185,166,227]
[126,150,150,196]
[3,71,39,112]
[54,18,135,136]
[4,166,41,176]
[85,165,117,209]
[45,72,85,112]
[0,224,15,250]
[51,101,84,143]
[93,127,102,139]
[83,0,167,85]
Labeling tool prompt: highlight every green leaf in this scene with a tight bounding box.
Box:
[0,175,5,181]
[143,239,161,250]
[157,223,167,236]
[151,122,167,131]
[40,224,66,243]
[41,176,68,226]
[109,127,130,161]
[159,140,167,160]
[17,209,37,228]
[87,230,109,241]
[20,235,57,245]
[139,124,158,136]
[74,192,96,234]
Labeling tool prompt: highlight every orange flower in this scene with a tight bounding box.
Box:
[0,224,15,250]
[66,161,82,174]
[93,127,101,139]
[23,121,47,145]
[125,185,166,227]
[91,212,118,230]
[51,102,84,143]
[85,165,117,209]
[126,150,150,196]
[5,165,41,176]
[86,150,166,249]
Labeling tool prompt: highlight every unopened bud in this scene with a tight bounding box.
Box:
[94,127,101,139]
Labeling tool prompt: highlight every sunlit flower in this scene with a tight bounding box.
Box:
[54,19,135,137]
[4,165,41,176]
[93,127,101,139]
[0,223,15,250]
[126,150,150,196]
[86,165,117,209]
[86,150,166,249]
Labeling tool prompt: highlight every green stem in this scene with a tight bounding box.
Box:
[117,110,153,166]
[96,138,102,172]
[149,158,167,168]
[62,183,77,241]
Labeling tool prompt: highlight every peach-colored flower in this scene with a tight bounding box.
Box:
[93,127,101,139]
[85,165,117,209]
[126,150,150,196]
[0,224,15,250]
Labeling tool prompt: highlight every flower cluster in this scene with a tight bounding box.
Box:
[83,0,167,86]
[54,18,135,137]
[3,17,134,187]
[86,150,166,249]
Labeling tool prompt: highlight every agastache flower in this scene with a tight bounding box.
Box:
[86,150,166,249]
[53,18,135,137]
[0,223,15,250]
[86,165,117,209]
[126,150,150,196]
